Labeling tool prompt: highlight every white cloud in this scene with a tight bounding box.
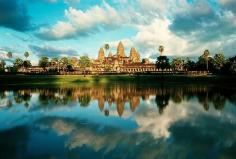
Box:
[38,21,76,40]
[133,19,188,56]
[107,19,188,58]
[37,2,122,40]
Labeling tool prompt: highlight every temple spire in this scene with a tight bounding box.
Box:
[98,47,105,60]
[117,41,125,57]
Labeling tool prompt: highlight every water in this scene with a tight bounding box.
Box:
[0,83,236,159]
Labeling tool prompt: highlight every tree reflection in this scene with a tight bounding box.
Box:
[13,90,32,108]
[78,94,91,107]
[155,87,170,115]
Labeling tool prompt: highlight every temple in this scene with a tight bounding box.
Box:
[92,41,156,73]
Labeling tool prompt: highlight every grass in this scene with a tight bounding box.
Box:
[0,74,236,86]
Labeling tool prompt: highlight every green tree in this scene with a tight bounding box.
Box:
[60,57,70,71]
[23,60,32,69]
[7,52,12,58]
[24,52,29,59]
[171,58,184,71]
[104,43,110,55]
[196,53,213,71]
[184,58,196,71]
[78,56,91,76]
[213,53,225,73]
[50,57,59,66]
[229,56,236,74]
[13,58,24,69]
[50,57,59,72]
[203,50,210,71]
[39,57,49,70]
[159,45,164,56]
[156,56,170,72]
[0,60,6,72]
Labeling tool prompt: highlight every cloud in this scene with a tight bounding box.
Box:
[37,2,122,40]
[107,18,188,58]
[0,0,31,31]
[133,19,188,56]
[219,0,236,13]
[29,44,79,58]
[36,21,77,40]
[170,0,217,35]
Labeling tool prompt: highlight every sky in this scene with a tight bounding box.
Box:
[0,0,236,64]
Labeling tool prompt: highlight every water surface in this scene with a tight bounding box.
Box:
[0,83,236,159]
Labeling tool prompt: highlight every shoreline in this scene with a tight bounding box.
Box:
[0,74,236,86]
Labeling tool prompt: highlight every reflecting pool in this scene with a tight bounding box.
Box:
[0,83,236,159]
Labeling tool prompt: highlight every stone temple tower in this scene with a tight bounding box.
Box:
[98,48,105,60]
[117,41,125,57]
[130,47,140,62]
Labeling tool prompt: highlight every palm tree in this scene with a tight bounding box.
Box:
[7,52,12,58]
[103,44,110,70]
[203,50,210,71]
[0,60,6,72]
[104,44,110,53]
[6,52,13,71]
[23,52,30,72]
[104,44,110,59]
[24,52,29,59]
[159,45,164,56]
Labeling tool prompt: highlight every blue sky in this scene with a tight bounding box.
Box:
[0,0,236,64]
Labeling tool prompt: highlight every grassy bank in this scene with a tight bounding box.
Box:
[0,74,236,86]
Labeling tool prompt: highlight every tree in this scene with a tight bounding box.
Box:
[0,60,6,72]
[24,52,29,59]
[213,53,225,73]
[50,57,59,66]
[67,64,73,71]
[184,58,196,71]
[171,58,184,71]
[50,57,59,72]
[78,56,91,76]
[13,58,24,69]
[60,57,70,71]
[39,57,49,70]
[156,56,170,72]
[23,60,32,69]
[7,52,12,58]
[196,53,213,71]
[159,45,164,56]
[70,57,79,68]
[203,50,210,71]
[104,43,110,55]
[229,56,236,74]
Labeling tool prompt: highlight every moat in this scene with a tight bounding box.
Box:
[0,83,236,159]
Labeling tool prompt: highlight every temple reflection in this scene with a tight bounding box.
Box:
[0,84,236,117]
